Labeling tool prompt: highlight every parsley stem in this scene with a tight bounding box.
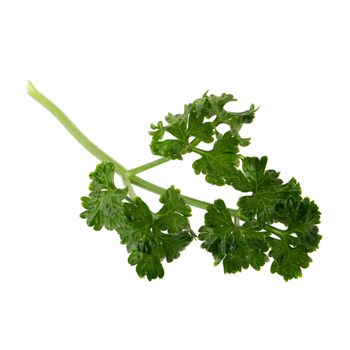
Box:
[27,81,135,196]
[127,157,170,176]
[265,225,286,238]
[128,136,208,176]
[27,81,238,216]
[130,175,237,215]
[192,146,206,155]
[27,81,127,176]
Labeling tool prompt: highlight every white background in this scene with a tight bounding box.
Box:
[1,0,349,349]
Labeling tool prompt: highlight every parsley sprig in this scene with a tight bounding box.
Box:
[28,81,321,281]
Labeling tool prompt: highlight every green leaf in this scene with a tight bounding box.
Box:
[128,251,165,281]
[228,157,301,225]
[122,197,156,253]
[266,197,321,280]
[191,92,256,136]
[159,231,193,263]
[192,92,237,118]
[275,197,322,252]
[198,199,236,255]
[150,104,214,159]
[192,132,242,186]
[80,163,128,231]
[269,239,312,281]
[121,187,193,280]
[155,186,192,233]
[199,199,269,274]
[240,156,282,190]
[150,92,256,159]
[218,103,257,132]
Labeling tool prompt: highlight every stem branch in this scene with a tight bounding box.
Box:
[130,176,236,215]
[27,81,238,215]
[264,225,286,238]
[128,157,170,176]
[27,81,126,176]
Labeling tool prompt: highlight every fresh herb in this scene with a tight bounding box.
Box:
[27,82,322,281]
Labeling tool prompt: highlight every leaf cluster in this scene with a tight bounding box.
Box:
[80,92,321,281]
[150,92,255,185]
[81,163,193,280]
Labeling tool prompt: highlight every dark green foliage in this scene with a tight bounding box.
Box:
[121,187,193,280]
[274,197,321,252]
[149,92,255,166]
[198,200,269,274]
[269,241,312,281]
[199,194,321,281]
[81,168,194,281]
[80,163,128,231]
[192,132,242,186]
[80,92,321,281]
[29,82,321,282]
[149,103,214,160]
[228,156,302,225]
[266,197,322,280]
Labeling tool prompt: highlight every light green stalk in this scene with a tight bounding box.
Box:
[27,81,237,215]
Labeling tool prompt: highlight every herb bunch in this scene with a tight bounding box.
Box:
[28,82,321,281]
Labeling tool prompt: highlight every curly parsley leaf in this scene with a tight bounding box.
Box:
[80,163,128,231]
[128,251,165,280]
[150,104,214,159]
[268,205,321,282]
[121,186,193,280]
[218,103,257,133]
[228,156,302,225]
[192,92,237,118]
[200,198,321,280]
[150,92,255,160]
[275,197,322,253]
[264,197,321,281]
[155,186,192,234]
[269,240,312,281]
[121,196,156,253]
[199,199,269,274]
[191,91,256,132]
[192,132,242,186]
